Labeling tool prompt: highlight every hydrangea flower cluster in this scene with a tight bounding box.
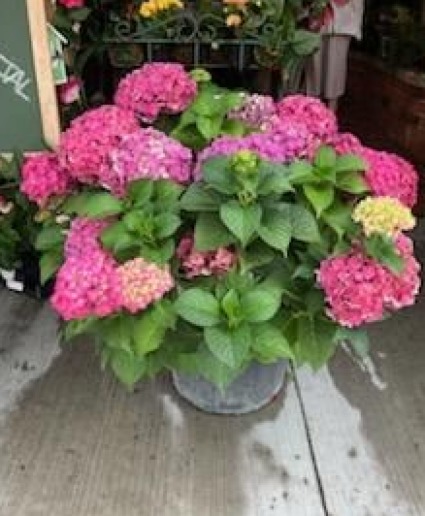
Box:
[228,94,277,130]
[361,149,418,208]
[275,95,338,140]
[117,258,174,313]
[176,235,236,278]
[59,105,139,185]
[51,251,122,321]
[317,236,421,328]
[114,63,197,123]
[64,218,110,259]
[21,152,73,207]
[101,128,192,195]
[327,132,363,156]
[353,197,416,237]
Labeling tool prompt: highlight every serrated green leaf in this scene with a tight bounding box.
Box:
[240,288,281,323]
[40,249,63,284]
[194,213,236,251]
[258,172,293,196]
[180,184,221,212]
[314,146,337,170]
[252,323,294,362]
[257,209,292,254]
[295,315,338,369]
[204,324,251,368]
[35,225,65,251]
[289,205,321,243]
[201,157,236,194]
[364,234,404,274]
[220,201,262,247]
[336,171,369,194]
[133,310,167,357]
[303,184,335,217]
[196,115,223,140]
[221,289,240,320]
[110,349,146,388]
[175,289,221,327]
[101,221,134,253]
[322,202,355,238]
[335,154,366,173]
[127,180,154,204]
[155,213,181,239]
[154,180,184,204]
[288,160,314,185]
[67,192,123,218]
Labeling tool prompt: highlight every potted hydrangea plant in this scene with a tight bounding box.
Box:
[20,63,421,414]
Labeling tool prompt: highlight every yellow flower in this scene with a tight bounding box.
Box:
[226,13,243,26]
[352,197,415,237]
[140,0,183,18]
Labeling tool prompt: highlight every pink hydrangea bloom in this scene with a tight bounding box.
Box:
[361,148,418,208]
[327,132,363,155]
[176,235,236,278]
[21,152,73,206]
[117,258,174,314]
[101,128,192,194]
[58,0,85,7]
[65,218,110,259]
[51,250,121,321]
[59,105,139,185]
[275,95,338,140]
[114,63,197,123]
[384,235,421,310]
[58,76,81,104]
[228,94,277,130]
[317,238,421,328]
[195,120,312,178]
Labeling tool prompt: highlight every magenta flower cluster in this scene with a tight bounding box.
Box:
[64,217,110,259]
[177,235,236,278]
[362,149,418,208]
[59,105,139,185]
[275,95,338,140]
[21,152,73,207]
[228,94,277,130]
[317,235,420,328]
[102,128,192,195]
[114,63,197,123]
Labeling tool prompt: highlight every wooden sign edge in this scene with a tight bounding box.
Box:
[26,0,61,151]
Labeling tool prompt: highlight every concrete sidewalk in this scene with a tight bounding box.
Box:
[0,231,424,516]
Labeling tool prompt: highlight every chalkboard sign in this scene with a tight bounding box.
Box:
[0,0,60,152]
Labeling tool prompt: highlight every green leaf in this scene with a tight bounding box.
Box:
[258,171,293,196]
[288,160,314,185]
[240,288,281,323]
[194,213,236,251]
[101,221,134,253]
[221,119,246,136]
[364,234,404,274]
[291,29,320,56]
[133,310,168,357]
[303,184,335,217]
[154,180,184,205]
[68,6,91,22]
[220,201,262,247]
[180,184,221,212]
[335,154,366,173]
[335,327,370,358]
[196,115,223,140]
[292,264,315,280]
[35,225,65,251]
[289,205,321,243]
[240,242,275,271]
[221,289,240,321]
[40,249,63,284]
[201,157,236,194]
[127,180,153,204]
[257,209,292,254]
[140,239,175,264]
[110,349,146,388]
[68,192,123,218]
[123,211,146,233]
[336,172,369,194]
[204,324,251,368]
[322,202,355,238]
[314,146,337,170]
[175,289,221,327]
[252,323,294,362]
[155,213,181,239]
[295,315,338,369]
[63,317,98,342]
[193,348,242,390]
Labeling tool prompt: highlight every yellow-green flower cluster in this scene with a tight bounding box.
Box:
[140,0,183,18]
[353,196,415,237]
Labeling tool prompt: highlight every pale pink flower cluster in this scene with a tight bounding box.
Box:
[59,105,139,184]
[101,128,192,195]
[114,63,197,123]
[117,258,174,313]
[275,95,338,140]
[64,217,110,259]
[228,94,277,130]
[317,236,421,327]
[177,235,236,278]
[20,152,73,207]
[361,149,418,208]
[51,250,122,321]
